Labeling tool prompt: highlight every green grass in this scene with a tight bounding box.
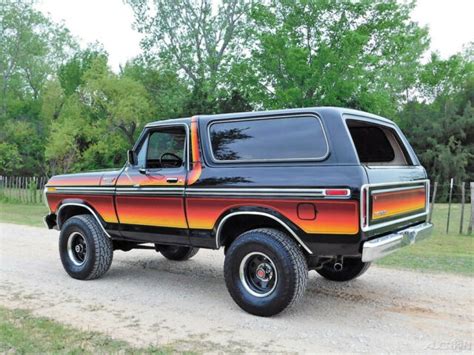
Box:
[0,306,173,354]
[0,201,472,275]
[376,203,474,275]
[0,200,49,227]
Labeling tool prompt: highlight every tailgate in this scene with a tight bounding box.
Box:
[361,180,429,231]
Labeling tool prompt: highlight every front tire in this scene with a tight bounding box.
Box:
[224,228,308,317]
[157,245,199,261]
[316,257,370,282]
[59,214,113,280]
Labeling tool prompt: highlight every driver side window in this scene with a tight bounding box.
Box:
[145,127,186,169]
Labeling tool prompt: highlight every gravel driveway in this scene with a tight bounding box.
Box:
[0,223,472,353]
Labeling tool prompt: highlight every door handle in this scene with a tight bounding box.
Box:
[166,177,179,183]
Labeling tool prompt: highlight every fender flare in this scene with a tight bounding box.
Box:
[214,208,313,254]
[56,202,112,239]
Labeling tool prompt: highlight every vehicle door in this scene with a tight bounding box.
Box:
[115,124,189,244]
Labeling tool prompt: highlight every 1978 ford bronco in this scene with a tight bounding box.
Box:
[44,107,433,316]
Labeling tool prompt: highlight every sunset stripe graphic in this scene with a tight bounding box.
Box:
[186,198,359,235]
[371,187,426,221]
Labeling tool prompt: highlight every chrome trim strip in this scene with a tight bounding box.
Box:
[361,179,430,232]
[361,222,433,262]
[215,211,313,254]
[56,203,112,239]
[361,179,429,188]
[47,186,351,198]
[53,186,116,191]
[53,190,115,195]
[371,185,425,195]
[186,188,351,199]
[187,188,325,193]
[207,114,330,164]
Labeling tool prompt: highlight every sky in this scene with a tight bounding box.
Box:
[36,0,474,72]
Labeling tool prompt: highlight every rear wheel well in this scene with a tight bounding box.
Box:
[218,214,303,254]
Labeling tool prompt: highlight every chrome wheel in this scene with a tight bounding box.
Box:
[239,252,278,297]
[67,232,87,266]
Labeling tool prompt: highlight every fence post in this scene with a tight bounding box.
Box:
[446,178,454,234]
[429,181,438,223]
[22,176,26,203]
[15,176,19,201]
[459,182,465,234]
[33,177,37,204]
[468,182,474,235]
[39,177,43,203]
[28,177,32,203]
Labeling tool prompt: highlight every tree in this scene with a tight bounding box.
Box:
[419,43,474,101]
[398,48,474,199]
[58,46,108,96]
[45,57,153,174]
[0,0,76,176]
[0,0,75,117]
[126,0,251,112]
[122,57,190,119]
[82,57,152,145]
[240,0,429,115]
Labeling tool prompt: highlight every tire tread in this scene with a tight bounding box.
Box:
[61,214,113,280]
[224,227,308,316]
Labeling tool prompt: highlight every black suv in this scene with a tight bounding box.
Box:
[44,107,432,316]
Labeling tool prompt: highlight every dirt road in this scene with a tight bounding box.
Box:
[0,223,472,353]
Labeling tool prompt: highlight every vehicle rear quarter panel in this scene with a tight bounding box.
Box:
[187,109,368,254]
[186,197,359,235]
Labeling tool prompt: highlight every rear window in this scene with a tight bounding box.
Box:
[208,116,328,162]
[347,119,411,165]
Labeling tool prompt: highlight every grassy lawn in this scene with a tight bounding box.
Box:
[0,200,472,275]
[0,306,172,354]
[376,203,473,275]
[0,201,49,227]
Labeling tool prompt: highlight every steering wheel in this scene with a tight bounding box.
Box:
[160,152,183,168]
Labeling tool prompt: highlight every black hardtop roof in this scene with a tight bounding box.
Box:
[145,106,394,127]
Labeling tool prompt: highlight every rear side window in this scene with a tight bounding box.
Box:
[208,116,328,162]
[347,119,411,165]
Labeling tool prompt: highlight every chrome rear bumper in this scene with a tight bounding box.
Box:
[361,222,433,262]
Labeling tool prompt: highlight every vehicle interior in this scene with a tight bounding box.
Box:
[346,119,411,166]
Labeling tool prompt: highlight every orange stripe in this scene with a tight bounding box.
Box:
[186,198,359,235]
[372,187,425,220]
[187,116,202,185]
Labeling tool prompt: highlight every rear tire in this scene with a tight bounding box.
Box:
[59,214,113,280]
[224,228,308,317]
[157,245,199,261]
[316,258,370,282]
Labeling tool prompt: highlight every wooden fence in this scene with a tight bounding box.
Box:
[0,176,48,204]
[428,181,473,235]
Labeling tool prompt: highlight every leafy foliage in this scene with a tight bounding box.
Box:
[241,0,429,114]
[398,51,474,198]
[0,0,472,184]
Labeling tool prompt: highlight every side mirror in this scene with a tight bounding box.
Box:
[127,150,136,165]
